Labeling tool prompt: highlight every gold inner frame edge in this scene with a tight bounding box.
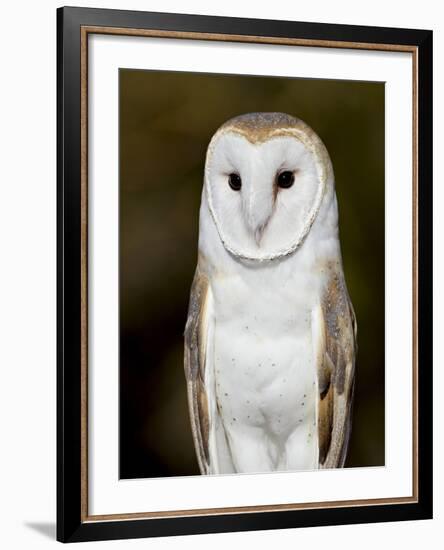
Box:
[79,25,419,523]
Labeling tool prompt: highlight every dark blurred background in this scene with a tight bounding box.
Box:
[119,69,385,478]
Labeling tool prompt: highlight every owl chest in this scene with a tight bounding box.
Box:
[210,273,317,433]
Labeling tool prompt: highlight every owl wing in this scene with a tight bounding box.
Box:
[184,262,213,475]
[313,268,357,468]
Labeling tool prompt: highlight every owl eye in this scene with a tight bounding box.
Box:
[228,173,242,191]
[277,170,295,189]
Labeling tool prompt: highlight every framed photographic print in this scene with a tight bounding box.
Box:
[57,6,433,543]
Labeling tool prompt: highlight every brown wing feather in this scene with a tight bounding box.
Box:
[317,266,357,468]
[184,261,211,474]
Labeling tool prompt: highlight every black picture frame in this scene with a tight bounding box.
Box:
[57,6,433,543]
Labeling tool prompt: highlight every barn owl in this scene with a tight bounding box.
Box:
[184,113,357,475]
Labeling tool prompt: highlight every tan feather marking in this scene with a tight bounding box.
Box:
[219,113,316,145]
[316,264,357,468]
[184,256,212,473]
[318,384,333,464]
[197,376,210,461]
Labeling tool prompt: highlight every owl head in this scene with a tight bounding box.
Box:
[203,113,336,262]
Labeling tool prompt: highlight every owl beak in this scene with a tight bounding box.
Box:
[244,194,273,246]
[253,224,267,246]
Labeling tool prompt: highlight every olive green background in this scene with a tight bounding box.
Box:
[119,69,385,479]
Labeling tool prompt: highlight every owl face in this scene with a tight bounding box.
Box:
[204,114,331,261]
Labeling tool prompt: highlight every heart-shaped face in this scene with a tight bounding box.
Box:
[204,113,333,261]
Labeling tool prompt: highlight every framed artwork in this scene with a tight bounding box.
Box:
[57,6,433,543]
